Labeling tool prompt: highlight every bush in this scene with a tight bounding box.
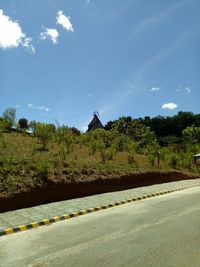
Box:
[36,161,50,181]
[29,121,37,135]
[149,155,156,167]
[100,148,114,162]
[127,150,136,165]
[169,154,178,169]
[35,123,54,150]
[0,118,10,133]
[55,126,75,158]
[113,135,130,152]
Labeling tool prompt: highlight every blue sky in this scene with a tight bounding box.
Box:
[0,0,199,131]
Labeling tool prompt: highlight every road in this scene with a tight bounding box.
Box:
[0,187,200,267]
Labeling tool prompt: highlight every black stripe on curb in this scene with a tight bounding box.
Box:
[0,183,200,237]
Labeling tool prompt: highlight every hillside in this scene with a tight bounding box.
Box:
[0,130,199,198]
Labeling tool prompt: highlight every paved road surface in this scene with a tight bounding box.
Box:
[0,187,200,267]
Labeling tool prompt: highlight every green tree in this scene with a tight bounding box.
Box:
[35,123,54,150]
[29,121,38,135]
[2,108,16,131]
[18,118,29,132]
[55,126,75,159]
[182,126,200,144]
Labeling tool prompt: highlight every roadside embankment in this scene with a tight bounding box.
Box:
[0,171,198,212]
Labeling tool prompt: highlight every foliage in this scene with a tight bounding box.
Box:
[18,118,29,132]
[127,150,136,165]
[35,123,54,150]
[29,121,38,135]
[2,108,16,131]
[0,118,9,133]
[0,108,200,197]
[70,127,81,136]
[169,154,178,169]
[55,126,75,159]
[182,126,200,144]
[139,112,200,138]
[36,161,50,181]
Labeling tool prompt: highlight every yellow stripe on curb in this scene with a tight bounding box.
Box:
[80,210,87,215]
[4,228,14,234]
[31,222,39,228]
[88,208,95,212]
[42,219,50,225]
[72,212,79,217]
[18,225,27,231]
[52,216,60,222]
[63,214,70,219]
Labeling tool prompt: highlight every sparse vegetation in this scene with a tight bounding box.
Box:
[0,109,199,198]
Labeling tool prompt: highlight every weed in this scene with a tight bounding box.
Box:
[36,161,50,182]
[169,154,178,169]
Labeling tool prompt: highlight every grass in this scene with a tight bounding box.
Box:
[0,131,199,197]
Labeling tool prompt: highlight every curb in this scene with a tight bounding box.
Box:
[0,184,200,237]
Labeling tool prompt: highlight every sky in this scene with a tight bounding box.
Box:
[0,0,199,131]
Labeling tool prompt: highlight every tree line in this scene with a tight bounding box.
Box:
[105,112,200,145]
[1,108,200,150]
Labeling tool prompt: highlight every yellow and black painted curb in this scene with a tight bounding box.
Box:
[0,183,200,237]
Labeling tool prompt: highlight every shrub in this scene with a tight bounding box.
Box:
[127,150,136,165]
[55,126,75,158]
[36,161,50,181]
[0,118,10,133]
[29,121,37,135]
[113,135,130,152]
[169,154,178,169]
[35,123,54,150]
[149,155,156,167]
[89,140,98,155]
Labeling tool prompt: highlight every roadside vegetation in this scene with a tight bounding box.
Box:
[0,108,200,197]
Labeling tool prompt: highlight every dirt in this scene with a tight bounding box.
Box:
[0,171,198,212]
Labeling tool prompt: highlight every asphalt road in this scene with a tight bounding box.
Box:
[0,187,200,267]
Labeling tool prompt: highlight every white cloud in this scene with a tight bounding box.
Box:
[185,86,191,93]
[56,10,74,32]
[28,104,50,112]
[40,28,59,44]
[162,102,177,110]
[150,87,160,92]
[176,86,191,94]
[0,9,35,53]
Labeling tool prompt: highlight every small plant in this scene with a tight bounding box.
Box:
[127,150,136,165]
[169,154,178,169]
[36,161,50,181]
[89,140,98,154]
[149,155,156,167]
[100,149,107,162]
